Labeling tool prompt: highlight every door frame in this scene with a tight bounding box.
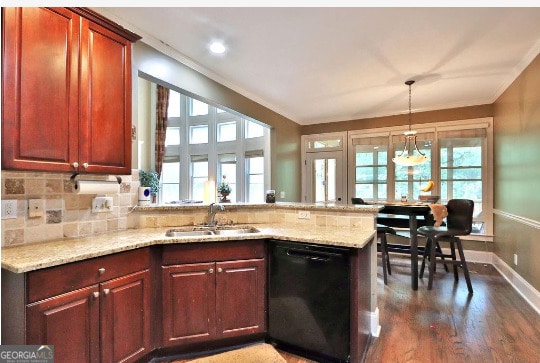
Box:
[301,132,347,204]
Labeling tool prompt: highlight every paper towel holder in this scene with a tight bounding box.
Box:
[70,173,122,186]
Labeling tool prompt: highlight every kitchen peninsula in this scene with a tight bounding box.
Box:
[1,202,381,363]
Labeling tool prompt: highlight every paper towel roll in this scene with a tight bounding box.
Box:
[73,180,119,194]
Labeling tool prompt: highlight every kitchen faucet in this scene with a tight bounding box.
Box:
[207,202,225,227]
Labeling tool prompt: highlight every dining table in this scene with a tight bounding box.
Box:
[371,202,432,291]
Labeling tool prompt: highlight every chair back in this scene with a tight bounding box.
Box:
[351,197,366,205]
[446,199,474,235]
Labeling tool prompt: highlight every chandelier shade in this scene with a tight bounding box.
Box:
[392,80,429,166]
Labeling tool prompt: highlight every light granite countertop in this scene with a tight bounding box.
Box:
[1,224,376,273]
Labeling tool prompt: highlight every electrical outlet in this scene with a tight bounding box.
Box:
[514,253,518,266]
[28,199,44,218]
[280,191,286,199]
[92,197,113,213]
[1,200,18,219]
[298,210,310,219]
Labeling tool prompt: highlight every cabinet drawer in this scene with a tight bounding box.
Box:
[27,248,149,303]
[162,240,265,265]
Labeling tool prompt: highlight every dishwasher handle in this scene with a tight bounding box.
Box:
[285,248,342,262]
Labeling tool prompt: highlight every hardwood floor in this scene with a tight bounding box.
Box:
[170,256,540,362]
[364,256,540,362]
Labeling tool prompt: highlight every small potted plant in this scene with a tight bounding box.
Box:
[138,170,160,205]
[217,175,232,203]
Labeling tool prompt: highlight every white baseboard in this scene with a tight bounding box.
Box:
[370,307,381,337]
[429,248,539,315]
[492,254,540,316]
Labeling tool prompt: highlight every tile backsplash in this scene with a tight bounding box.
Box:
[1,170,141,247]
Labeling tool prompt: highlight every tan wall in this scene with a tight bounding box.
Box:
[493,53,540,291]
[132,42,302,202]
[301,104,493,135]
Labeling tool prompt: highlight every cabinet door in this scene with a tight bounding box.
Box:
[216,259,266,338]
[2,7,80,172]
[162,262,216,346]
[79,17,132,174]
[100,270,151,363]
[26,285,100,363]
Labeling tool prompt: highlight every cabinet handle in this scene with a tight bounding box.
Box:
[209,268,214,274]
[82,162,89,169]
[103,289,110,295]
[93,292,100,299]
[217,268,223,273]
[72,162,79,168]
[98,268,105,275]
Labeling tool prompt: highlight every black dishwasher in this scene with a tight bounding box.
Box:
[268,240,351,363]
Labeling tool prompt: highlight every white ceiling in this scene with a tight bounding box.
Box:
[95,7,540,125]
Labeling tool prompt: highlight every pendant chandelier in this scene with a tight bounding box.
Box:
[392,80,429,166]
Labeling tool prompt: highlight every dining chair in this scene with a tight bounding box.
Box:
[417,199,474,293]
[351,198,396,284]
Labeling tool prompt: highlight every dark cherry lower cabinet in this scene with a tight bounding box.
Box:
[161,241,266,348]
[2,242,269,361]
[4,248,152,363]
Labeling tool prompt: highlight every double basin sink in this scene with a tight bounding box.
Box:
[165,225,260,237]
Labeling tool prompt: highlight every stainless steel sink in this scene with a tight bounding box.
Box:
[165,229,214,237]
[165,226,259,237]
[213,226,260,235]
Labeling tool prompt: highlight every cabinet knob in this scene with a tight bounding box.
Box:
[103,289,110,295]
[217,268,223,273]
[209,268,214,274]
[72,162,79,168]
[82,162,89,169]
[93,292,100,299]
[98,268,106,275]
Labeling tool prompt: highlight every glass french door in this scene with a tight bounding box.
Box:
[305,151,345,204]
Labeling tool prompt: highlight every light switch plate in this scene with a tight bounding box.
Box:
[92,197,113,213]
[1,200,18,219]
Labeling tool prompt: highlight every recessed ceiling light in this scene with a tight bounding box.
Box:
[209,41,226,54]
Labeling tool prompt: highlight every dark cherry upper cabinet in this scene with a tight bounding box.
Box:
[1,7,140,174]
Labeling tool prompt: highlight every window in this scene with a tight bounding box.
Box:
[191,155,208,201]
[346,119,492,235]
[156,88,271,203]
[353,136,388,201]
[167,90,181,118]
[246,152,265,203]
[439,129,486,219]
[190,99,208,116]
[245,120,264,139]
[218,154,237,202]
[189,125,208,144]
[161,158,180,203]
[165,127,180,146]
[217,121,236,142]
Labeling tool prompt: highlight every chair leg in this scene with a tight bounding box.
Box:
[455,238,473,294]
[427,236,438,290]
[420,238,431,278]
[377,234,388,285]
[449,238,459,282]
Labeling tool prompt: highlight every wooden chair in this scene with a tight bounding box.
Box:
[417,199,474,293]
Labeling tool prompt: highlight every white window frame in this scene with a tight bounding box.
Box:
[344,118,493,236]
[154,89,271,204]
